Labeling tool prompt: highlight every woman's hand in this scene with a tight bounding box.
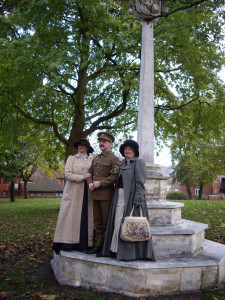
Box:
[83,172,91,180]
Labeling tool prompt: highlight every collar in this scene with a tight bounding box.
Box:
[119,156,138,167]
[100,150,111,157]
[76,152,88,158]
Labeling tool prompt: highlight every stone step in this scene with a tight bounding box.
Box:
[151,219,208,256]
[148,201,184,226]
[51,239,225,298]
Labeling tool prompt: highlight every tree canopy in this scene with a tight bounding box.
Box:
[0,0,224,162]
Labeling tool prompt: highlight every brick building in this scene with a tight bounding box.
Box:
[180,175,225,200]
[0,171,64,198]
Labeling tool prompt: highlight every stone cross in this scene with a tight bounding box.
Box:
[129,0,167,166]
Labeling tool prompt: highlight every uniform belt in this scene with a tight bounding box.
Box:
[93,176,106,181]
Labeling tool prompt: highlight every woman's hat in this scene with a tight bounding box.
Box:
[74,138,94,153]
[119,140,139,157]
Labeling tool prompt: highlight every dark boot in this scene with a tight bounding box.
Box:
[96,249,103,257]
[85,233,103,255]
[85,246,102,254]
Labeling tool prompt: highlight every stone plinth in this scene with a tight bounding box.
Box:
[148,201,183,225]
[145,164,170,202]
[152,219,208,257]
[51,239,225,297]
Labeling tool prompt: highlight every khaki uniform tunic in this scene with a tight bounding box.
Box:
[87,151,119,243]
[87,151,119,200]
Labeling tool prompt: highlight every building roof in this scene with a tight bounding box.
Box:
[26,171,64,193]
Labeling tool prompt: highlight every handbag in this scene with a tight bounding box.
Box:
[120,206,151,242]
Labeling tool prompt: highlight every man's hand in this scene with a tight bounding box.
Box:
[93,181,101,189]
[89,183,95,191]
[89,181,101,191]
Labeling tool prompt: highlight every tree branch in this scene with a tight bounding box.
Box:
[155,67,181,73]
[155,95,200,113]
[95,120,135,131]
[13,105,68,144]
[142,0,209,22]
[85,89,119,121]
[84,88,130,136]
[87,62,108,82]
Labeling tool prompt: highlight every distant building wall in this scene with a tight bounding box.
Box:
[0,173,63,198]
[180,175,225,199]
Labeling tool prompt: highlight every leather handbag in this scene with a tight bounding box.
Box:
[120,206,151,242]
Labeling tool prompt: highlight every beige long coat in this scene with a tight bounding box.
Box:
[53,153,94,247]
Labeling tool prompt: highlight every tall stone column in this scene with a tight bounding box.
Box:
[137,21,154,165]
[129,1,179,224]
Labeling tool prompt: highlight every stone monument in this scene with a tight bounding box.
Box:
[51,1,225,297]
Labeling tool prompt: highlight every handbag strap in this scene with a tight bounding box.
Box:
[130,205,143,217]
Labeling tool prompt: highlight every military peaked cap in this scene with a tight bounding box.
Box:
[97,132,115,143]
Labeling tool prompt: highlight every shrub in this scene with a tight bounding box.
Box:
[166,191,187,200]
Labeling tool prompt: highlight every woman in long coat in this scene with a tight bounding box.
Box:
[102,140,155,261]
[53,138,94,254]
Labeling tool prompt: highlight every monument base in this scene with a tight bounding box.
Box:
[51,239,225,298]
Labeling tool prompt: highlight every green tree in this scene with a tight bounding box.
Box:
[171,127,225,199]
[0,143,25,201]
[0,0,224,162]
[0,106,63,200]
[171,161,195,199]
[19,141,42,199]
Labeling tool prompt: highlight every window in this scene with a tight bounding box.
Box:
[56,193,63,197]
[195,189,200,195]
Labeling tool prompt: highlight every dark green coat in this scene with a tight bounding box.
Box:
[102,157,155,261]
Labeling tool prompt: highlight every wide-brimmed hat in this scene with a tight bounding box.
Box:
[97,132,115,143]
[119,140,139,157]
[74,138,94,154]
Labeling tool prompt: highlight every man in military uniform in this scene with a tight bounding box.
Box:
[86,132,119,255]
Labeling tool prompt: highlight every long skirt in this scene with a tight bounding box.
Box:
[110,188,125,253]
[52,182,88,253]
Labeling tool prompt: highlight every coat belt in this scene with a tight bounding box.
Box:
[93,176,106,181]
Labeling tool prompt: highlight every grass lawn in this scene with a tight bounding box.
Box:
[0,198,225,299]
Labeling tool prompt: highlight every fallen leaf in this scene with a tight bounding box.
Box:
[29,292,42,298]
[40,295,57,300]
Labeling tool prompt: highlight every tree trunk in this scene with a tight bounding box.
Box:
[199,182,203,200]
[65,142,78,163]
[186,185,192,199]
[10,181,15,202]
[24,180,28,199]
[64,29,90,162]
